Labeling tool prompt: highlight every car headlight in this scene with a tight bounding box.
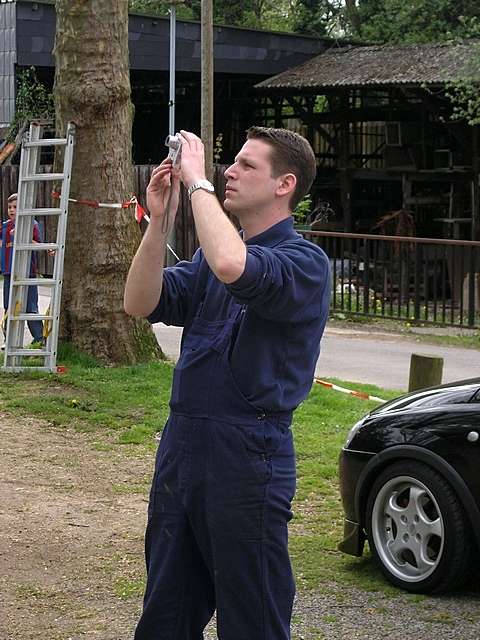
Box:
[344,417,366,447]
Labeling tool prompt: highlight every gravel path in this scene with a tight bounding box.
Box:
[1,412,478,640]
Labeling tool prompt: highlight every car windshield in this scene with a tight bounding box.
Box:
[370,384,480,414]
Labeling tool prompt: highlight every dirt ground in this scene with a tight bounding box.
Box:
[2,412,480,640]
[0,412,149,640]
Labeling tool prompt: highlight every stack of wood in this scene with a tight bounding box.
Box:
[0,120,28,166]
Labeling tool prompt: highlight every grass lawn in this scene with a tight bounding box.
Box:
[0,344,402,595]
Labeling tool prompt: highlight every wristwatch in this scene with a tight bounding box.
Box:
[187,179,215,200]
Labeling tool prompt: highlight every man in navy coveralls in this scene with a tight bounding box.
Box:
[124,127,330,640]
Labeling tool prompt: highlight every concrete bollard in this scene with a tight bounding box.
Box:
[408,353,444,392]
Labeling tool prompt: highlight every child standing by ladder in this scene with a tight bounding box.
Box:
[1,193,44,347]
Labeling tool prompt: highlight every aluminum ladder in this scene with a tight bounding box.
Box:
[3,121,75,372]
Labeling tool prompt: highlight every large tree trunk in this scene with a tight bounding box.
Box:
[53,0,161,363]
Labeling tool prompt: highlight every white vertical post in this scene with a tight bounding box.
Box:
[167,3,178,264]
[169,3,176,136]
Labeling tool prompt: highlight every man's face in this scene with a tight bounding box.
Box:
[7,199,16,221]
[223,139,280,215]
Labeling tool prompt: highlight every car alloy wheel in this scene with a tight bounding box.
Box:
[366,461,472,593]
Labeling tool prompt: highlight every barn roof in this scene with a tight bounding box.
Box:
[256,41,480,91]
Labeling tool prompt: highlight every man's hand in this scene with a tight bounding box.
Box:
[178,131,207,189]
[146,159,181,232]
[124,159,179,318]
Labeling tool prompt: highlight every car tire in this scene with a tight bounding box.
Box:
[365,460,472,593]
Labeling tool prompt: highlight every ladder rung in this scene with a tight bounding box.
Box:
[17,208,63,216]
[13,278,59,286]
[3,366,55,372]
[11,314,53,321]
[15,243,59,251]
[6,349,51,356]
[23,138,67,148]
[22,174,65,182]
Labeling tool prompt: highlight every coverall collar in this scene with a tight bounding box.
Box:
[244,217,295,248]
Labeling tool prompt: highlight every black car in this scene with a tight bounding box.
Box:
[338,378,480,594]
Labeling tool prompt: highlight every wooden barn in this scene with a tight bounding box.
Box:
[255,41,480,241]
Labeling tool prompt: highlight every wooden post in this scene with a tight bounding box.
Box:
[402,173,412,210]
[201,0,214,182]
[408,353,444,392]
[338,92,352,232]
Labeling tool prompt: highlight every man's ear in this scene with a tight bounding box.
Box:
[276,173,297,198]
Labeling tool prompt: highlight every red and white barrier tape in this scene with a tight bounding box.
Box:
[314,378,386,403]
[52,190,147,221]
[51,191,180,262]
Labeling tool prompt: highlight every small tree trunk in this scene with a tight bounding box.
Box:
[54,0,161,363]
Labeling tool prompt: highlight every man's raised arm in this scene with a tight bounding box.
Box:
[124,162,180,317]
[179,131,246,284]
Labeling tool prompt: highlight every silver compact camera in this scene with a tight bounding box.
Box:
[165,133,182,166]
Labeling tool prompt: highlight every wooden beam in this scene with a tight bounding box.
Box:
[338,92,352,231]
[284,96,337,149]
[350,168,473,182]
[310,108,419,124]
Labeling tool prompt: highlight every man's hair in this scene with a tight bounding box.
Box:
[246,126,316,211]
[7,193,17,203]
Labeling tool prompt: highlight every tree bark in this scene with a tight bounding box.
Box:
[54,0,161,363]
[344,0,362,37]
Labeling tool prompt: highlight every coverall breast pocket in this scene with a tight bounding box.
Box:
[170,317,226,411]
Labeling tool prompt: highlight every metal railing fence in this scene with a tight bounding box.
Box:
[300,230,480,328]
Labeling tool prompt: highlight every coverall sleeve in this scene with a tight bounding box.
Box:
[147,248,203,327]
[225,242,330,322]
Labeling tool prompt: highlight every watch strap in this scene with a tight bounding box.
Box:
[187,180,215,200]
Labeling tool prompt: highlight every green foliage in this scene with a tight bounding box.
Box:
[0,356,173,440]
[57,343,102,368]
[129,0,297,31]
[128,0,195,20]
[293,0,344,37]
[7,67,54,143]
[114,576,145,599]
[213,132,223,162]
[293,194,312,223]
[445,74,480,126]
[128,0,480,42]
[444,20,480,126]
[356,0,480,43]
[313,95,329,113]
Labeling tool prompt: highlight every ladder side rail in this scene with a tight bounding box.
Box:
[3,127,30,368]
[4,129,33,367]
[46,123,76,371]
[16,125,42,358]
[4,123,43,368]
